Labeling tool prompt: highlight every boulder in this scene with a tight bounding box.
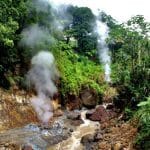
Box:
[66,95,82,110]
[81,134,95,144]
[67,111,83,126]
[81,89,97,108]
[88,105,109,122]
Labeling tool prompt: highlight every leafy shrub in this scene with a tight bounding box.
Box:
[53,42,107,97]
[135,97,150,149]
[124,107,134,120]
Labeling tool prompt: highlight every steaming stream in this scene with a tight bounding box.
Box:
[0,110,100,149]
[49,111,100,150]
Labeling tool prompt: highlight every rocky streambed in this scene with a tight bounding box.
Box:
[0,110,100,150]
[0,88,137,150]
[0,119,71,149]
[0,106,137,150]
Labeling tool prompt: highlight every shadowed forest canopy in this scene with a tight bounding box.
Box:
[66,6,97,54]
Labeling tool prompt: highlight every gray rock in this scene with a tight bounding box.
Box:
[67,111,81,120]
[81,134,95,144]
[0,119,71,150]
[94,132,103,141]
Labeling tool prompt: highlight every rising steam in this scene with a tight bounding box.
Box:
[19,0,60,123]
[19,24,53,49]
[22,0,111,123]
[96,19,111,82]
[27,51,59,123]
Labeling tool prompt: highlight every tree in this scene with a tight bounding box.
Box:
[0,0,28,87]
[100,11,117,28]
[108,15,150,101]
[66,6,97,54]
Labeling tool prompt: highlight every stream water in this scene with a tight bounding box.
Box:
[48,111,100,150]
[0,110,100,150]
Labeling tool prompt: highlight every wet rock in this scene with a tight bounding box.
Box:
[22,145,33,150]
[81,133,101,150]
[84,143,100,150]
[66,111,83,127]
[94,132,103,141]
[70,119,84,126]
[81,134,95,144]
[81,89,97,108]
[0,119,72,149]
[67,111,81,120]
[88,105,109,122]
[86,109,95,119]
[42,134,70,145]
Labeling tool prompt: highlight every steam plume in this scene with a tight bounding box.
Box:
[19,24,55,49]
[96,18,111,82]
[27,51,59,123]
[20,0,61,124]
[22,0,112,123]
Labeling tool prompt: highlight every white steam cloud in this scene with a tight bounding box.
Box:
[20,0,61,124]
[27,51,59,123]
[96,19,111,82]
[20,24,55,49]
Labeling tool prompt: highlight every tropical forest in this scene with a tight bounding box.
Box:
[0,0,149,150]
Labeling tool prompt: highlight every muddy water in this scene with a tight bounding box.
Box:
[0,110,100,150]
[48,111,100,150]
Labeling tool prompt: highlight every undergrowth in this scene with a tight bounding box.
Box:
[53,42,107,97]
[135,97,150,149]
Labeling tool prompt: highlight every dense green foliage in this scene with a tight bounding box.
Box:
[108,15,150,102]
[135,97,150,149]
[66,6,97,56]
[103,14,150,148]
[53,42,106,96]
[0,0,28,87]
